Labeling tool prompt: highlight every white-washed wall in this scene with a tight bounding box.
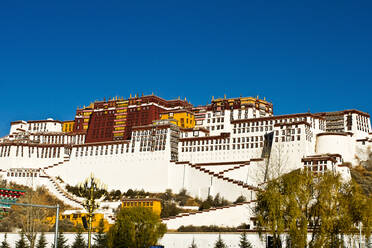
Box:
[0,146,68,170]
[222,162,262,185]
[47,149,171,192]
[173,163,254,201]
[199,165,238,173]
[316,134,355,163]
[163,202,254,230]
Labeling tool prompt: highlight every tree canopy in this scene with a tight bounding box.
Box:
[107,207,167,248]
[239,232,253,248]
[214,234,227,248]
[93,218,107,248]
[71,227,86,248]
[35,233,48,248]
[255,169,372,248]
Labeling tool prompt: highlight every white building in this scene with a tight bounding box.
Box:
[0,96,371,229]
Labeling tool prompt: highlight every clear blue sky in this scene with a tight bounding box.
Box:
[1,0,371,136]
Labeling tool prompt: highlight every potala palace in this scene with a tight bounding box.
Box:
[1,94,371,230]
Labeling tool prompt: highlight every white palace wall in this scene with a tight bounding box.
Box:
[163,202,254,230]
[47,148,172,193]
[1,110,371,207]
[316,134,355,164]
[169,162,255,202]
[0,146,68,170]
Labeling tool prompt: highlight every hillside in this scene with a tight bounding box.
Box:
[0,177,71,232]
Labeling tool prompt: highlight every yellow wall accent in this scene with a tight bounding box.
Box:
[122,198,162,216]
[160,111,195,128]
[62,121,75,133]
[46,212,111,232]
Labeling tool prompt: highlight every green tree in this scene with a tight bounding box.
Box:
[1,233,10,248]
[239,232,252,248]
[51,231,69,248]
[36,233,47,248]
[255,176,285,247]
[71,227,86,248]
[362,197,372,244]
[93,219,107,248]
[234,195,246,204]
[282,170,313,248]
[107,207,167,248]
[214,234,227,248]
[256,169,372,248]
[308,172,354,248]
[16,233,29,248]
[199,195,213,210]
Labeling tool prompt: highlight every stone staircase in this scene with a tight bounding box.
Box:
[176,161,258,191]
[162,201,255,230]
[162,201,253,221]
[39,170,83,209]
[217,163,250,175]
[42,155,70,170]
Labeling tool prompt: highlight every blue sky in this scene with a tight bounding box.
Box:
[0,0,371,136]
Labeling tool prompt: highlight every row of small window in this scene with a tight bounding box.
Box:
[233,126,273,134]
[140,141,166,147]
[207,125,224,131]
[0,146,62,158]
[32,135,83,144]
[274,136,301,142]
[233,136,264,143]
[75,145,129,157]
[357,125,369,132]
[28,122,53,131]
[233,118,309,128]
[182,145,229,152]
[139,146,166,152]
[128,106,151,112]
[123,201,153,207]
[0,146,10,157]
[133,129,168,136]
[303,160,329,165]
[96,110,115,115]
[356,115,369,124]
[206,117,225,124]
[138,135,167,142]
[275,129,301,136]
[181,143,264,152]
[207,111,225,118]
[304,165,328,172]
[182,139,229,146]
[7,172,39,177]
